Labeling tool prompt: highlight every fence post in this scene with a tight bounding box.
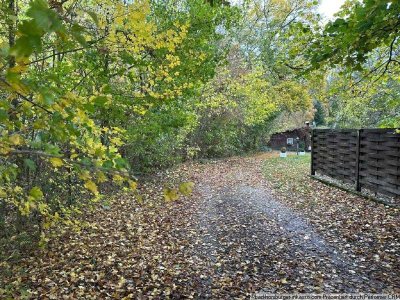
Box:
[355,129,361,192]
[311,129,315,175]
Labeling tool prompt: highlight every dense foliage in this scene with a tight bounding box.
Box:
[0,0,238,247]
[307,0,400,128]
[0,0,399,251]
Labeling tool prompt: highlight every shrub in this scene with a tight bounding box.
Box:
[299,141,305,152]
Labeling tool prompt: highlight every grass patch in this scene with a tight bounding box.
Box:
[263,153,316,206]
[263,153,310,186]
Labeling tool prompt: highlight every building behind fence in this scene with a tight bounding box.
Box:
[311,128,400,199]
[267,126,311,151]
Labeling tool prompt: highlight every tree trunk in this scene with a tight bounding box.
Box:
[8,0,16,68]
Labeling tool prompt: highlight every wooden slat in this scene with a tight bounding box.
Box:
[361,182,400,197]
[360,168,400,177]
[359,174,400,185]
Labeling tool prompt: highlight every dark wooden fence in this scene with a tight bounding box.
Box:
[311,128,400,198]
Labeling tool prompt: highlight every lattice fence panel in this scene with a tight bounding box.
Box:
[311,128,400,199]
[312,129,358,184]
[358,129,400,197]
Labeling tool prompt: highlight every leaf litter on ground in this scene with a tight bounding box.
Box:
[1,152,399,299]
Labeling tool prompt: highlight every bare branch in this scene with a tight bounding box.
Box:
[26,36,105,66]
[0,78,53,115]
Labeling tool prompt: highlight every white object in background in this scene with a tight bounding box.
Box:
[280,152,287,158]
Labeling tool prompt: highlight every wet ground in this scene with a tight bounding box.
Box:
[4,153,398,299]
[190,154,393,297]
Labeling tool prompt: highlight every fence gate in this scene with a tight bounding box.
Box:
[311,128,400,198]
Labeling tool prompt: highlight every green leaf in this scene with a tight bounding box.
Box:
[93,96,108,106]
[10,35,42,58]
[29,186,43,200]
[86,10,99,26]
[0,109,7,121]
[114,157,128,169]
[27,0,52,30]
[24,159,36,171]
[70,23,87,46]
[19,20,43,37]
[44,144,61,156]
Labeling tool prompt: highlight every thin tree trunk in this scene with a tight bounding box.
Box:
[8,0,16,68]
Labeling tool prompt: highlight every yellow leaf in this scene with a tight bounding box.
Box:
[118,276,126,288]
[9,64,27,74]
[129,180,137,191]
[9,134,22,145]
[70,272,78,282]
[112,174,124,185]
[14,186,23,193]
[79,170,91,181]
[0,188,6,198]
[20,201,31,216]
[97,171,107,183]
[49,157,63,168]
[39,232,50,247]
[178,182,194,196]
[33,120,46,129]
[0,145,11,155]
[163,188,179,202]
[84,180,99,195]
[135,194,143,204]
[38,202,48,214]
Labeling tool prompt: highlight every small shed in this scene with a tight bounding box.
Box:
[267,125,311,151]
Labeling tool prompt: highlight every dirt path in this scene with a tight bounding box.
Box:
[6,153,398,299]
[191,154,388,297]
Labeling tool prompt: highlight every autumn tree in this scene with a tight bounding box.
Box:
[308,0,400,128]
[0,0,234,244]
